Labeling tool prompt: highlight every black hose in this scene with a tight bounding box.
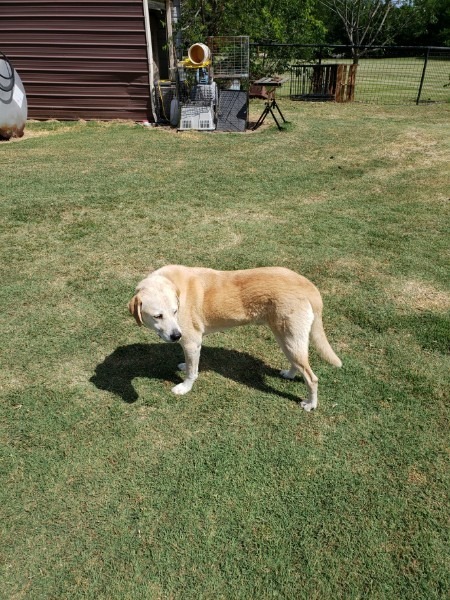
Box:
[0,51,15,93]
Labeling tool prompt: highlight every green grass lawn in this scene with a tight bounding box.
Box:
[1,102,449,599]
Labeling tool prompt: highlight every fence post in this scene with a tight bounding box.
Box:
[317,45,323,66]
[416,47,430,105]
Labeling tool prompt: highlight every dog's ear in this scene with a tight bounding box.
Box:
[128,294,143,326]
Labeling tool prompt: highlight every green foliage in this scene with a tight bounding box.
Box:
[178,0,326,47]
[176,0,450,51]
[394,0,450,46]
[177,0,327,78]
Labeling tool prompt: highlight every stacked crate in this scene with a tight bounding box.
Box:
[208,36,250,132]
[178,80,216,131]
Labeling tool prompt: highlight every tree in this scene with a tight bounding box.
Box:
[318,0,397,61]
[177,0,326,46]
[392,0,450,46]
[176,0,327,78]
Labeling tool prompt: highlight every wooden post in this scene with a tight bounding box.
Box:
[335,64,345,102]
[347,64,357,102]
[165,0,177,73]
[334,64,357,102]
[142,0,158,123]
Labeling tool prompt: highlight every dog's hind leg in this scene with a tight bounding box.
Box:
[270,303,319,411]
[298,365,318,412]
[277,337,319,411]
[269,326,298,380]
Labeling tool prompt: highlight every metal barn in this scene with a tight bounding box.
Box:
[1,0,178,121]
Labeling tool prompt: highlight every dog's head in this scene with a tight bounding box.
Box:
[128,274,182,343]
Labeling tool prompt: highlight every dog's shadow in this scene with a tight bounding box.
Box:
[90,343,302,404]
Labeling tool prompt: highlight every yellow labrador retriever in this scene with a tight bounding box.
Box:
[128,265,341,411]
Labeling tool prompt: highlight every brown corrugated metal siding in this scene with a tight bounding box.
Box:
[1,0,168,121]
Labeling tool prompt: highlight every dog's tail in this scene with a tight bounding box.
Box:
[310,312,342,367]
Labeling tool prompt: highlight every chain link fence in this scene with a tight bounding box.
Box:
[249,44,450,105]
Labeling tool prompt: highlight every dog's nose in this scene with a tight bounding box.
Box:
[170,331,182,342]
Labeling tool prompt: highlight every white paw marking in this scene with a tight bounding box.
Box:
[171,382,192,395]
[300,400,316,412]
[280,369,296,380]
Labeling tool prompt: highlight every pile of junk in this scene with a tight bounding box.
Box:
[156,36,249,133]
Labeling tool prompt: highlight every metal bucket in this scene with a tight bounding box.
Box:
[0,52,27,140]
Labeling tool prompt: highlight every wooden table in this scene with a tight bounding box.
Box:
[252,77,288,131]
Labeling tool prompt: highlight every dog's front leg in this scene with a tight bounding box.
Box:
[172,339,201,395]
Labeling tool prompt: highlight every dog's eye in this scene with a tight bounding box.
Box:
[153,314,163,320]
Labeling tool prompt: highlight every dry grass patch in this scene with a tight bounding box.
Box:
[373,127,450,180]
[407,466,428,486]
[383,129,439,159]
[390,279,450,313]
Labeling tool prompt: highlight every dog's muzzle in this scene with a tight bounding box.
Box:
[170,330,182,342]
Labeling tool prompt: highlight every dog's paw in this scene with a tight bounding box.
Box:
[177,362,186,372]
[300,400,316,412]
[280,369,296,380]
[171,381,193,395]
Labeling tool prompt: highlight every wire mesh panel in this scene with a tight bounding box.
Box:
[250,44,450,104]
[419,48,450,104]
[208,36,250,79]
[344,50,450,104]
[350,53,427,104]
